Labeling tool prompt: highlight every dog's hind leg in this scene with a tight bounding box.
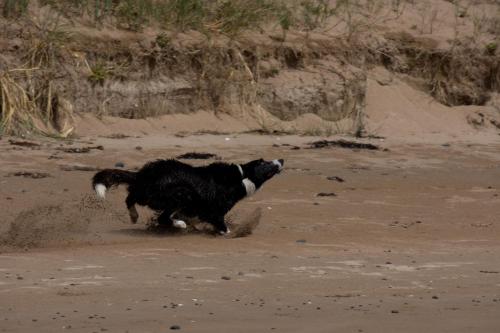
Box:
[157,210,173,227]
[171,212,187,229]
[156,210,188,229]
[126,194,139,224]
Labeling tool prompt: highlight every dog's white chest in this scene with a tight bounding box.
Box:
[242,179,256,196]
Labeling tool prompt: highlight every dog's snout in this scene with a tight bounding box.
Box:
[272,159,284,170]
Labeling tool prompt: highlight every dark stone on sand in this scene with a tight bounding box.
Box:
[58,146,103,154]
[176,152,219,160]
[7,171,51,179]
[296,239,307,243]
[308,139,380,150]
[432,296,439,299]
[317,192,337,197]
[103,133,130,139]
[327,176,345,182]
[60,164,101,172]
[135,146,143,150]
[8,140,40,148]
[391,310,399,313]
[170,325,181,330]
[48,155,63,160]
[115,162,125,168]
[221,276,231,280]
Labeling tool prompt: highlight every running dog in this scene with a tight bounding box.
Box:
[92,158,284,234]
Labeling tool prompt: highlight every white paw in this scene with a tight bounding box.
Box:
[219,229,231,235]
[173,220,187,229]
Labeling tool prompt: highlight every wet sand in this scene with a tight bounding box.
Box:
[1,134,500,332]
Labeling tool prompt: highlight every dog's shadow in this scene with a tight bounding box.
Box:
[110,207,262,239]
[110,224,215,238]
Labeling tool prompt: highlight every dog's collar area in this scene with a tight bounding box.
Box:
[242,178,256,196]
[237,164,244,178]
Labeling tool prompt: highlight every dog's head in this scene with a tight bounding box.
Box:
[240,158,284,191]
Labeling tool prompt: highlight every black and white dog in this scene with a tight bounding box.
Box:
[92,158,284,234]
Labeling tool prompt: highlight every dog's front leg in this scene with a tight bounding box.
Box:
[211,216,229,235]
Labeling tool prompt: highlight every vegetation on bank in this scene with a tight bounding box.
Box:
[0,1,499,137]
[2,0,343,35]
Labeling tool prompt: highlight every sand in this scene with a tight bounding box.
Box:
[2,1,500,330]
[1,129,499,332]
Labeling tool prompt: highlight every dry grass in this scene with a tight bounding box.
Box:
[24,9,72,68]
[1,69,40,135]
[0,68,74,137]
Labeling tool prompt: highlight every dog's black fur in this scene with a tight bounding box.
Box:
[92,158,284,233]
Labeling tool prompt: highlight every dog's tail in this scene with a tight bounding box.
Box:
[92,169,136,199]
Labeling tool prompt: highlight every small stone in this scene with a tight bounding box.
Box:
[432,296,439,299]
[317,192,337,197]
[135,146,142,150]
[296,239,307,243]
[170,325,181,330]
[391,310,399,314]
[221,276,231,280]
[115,162,125,168]
[327,176,345,182]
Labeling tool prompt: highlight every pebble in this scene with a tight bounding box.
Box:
[170,325,181,330]
[327,176,345,182]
